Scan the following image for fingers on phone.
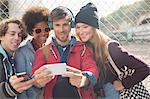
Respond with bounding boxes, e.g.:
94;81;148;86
66;66;81;73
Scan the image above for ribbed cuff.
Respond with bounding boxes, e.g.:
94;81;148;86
82;71;97;85
8;81;20;94
2;82;19;97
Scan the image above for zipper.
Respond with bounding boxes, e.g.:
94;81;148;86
77;88;82;99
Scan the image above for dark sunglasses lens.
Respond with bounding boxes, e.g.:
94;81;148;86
35;29;41;34
45;28;50;32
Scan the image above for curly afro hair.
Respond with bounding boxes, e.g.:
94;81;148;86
22;6;49;35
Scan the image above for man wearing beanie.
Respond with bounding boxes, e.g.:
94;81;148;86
75;2;100;29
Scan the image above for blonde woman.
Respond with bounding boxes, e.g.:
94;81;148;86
75;2;150;99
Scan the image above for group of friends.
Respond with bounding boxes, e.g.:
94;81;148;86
0;2;149;99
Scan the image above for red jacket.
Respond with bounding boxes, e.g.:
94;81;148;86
32;41;99;99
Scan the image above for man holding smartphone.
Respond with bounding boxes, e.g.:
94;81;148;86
0;18;34;99
32;6;99;99
16;72;32;81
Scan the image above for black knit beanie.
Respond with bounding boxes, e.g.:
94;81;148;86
75;2;99;29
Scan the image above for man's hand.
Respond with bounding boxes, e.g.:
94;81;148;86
9;75;34;93
63;66;89;88
113;80;124;91
33;66;54;88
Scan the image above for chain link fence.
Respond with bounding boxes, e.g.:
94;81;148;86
0;0;150;42
0;0;150;93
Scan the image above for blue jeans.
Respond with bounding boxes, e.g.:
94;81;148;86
101;83;119;99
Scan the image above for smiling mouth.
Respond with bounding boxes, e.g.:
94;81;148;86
80;36;86;38
40;36;47;40
60;32;66;35
13;43;19;46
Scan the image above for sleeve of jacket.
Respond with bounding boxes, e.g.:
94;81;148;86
81;46;99;83
32;48;46;74
108;42;150;88
15;49;42;99
0;55;18;98
15;50;29;99
0;82;18;98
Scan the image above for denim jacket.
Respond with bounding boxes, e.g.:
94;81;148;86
15;39;41;99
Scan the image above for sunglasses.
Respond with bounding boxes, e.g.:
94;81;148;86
33;27;50;34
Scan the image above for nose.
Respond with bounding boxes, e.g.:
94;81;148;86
14;34;20;40
14;33;22;41
60;25;65;32
40;29;47;35
41;30;45;35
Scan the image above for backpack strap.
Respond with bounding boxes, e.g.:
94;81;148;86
40;44;51;99
42;44;51;63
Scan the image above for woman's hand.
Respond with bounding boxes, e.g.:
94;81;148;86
113;80;124;91
33;66;55;88
9;75;34;93
63;66;89;88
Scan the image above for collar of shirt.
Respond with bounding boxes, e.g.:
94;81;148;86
4;49;15;64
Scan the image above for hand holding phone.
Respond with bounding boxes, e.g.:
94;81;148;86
10;73;34;93
16;72;31;81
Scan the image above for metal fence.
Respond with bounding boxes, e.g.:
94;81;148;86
0;0;150;42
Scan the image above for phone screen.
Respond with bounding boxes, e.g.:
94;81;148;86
16;72;31;81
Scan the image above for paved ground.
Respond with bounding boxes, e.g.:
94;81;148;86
122;41;150;93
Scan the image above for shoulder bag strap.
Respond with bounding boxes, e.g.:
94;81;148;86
105;41;123;80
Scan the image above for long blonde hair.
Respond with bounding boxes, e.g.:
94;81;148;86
90;29;109;62
87;29;110;80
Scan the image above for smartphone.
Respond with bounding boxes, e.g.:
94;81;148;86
16;72;31;81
